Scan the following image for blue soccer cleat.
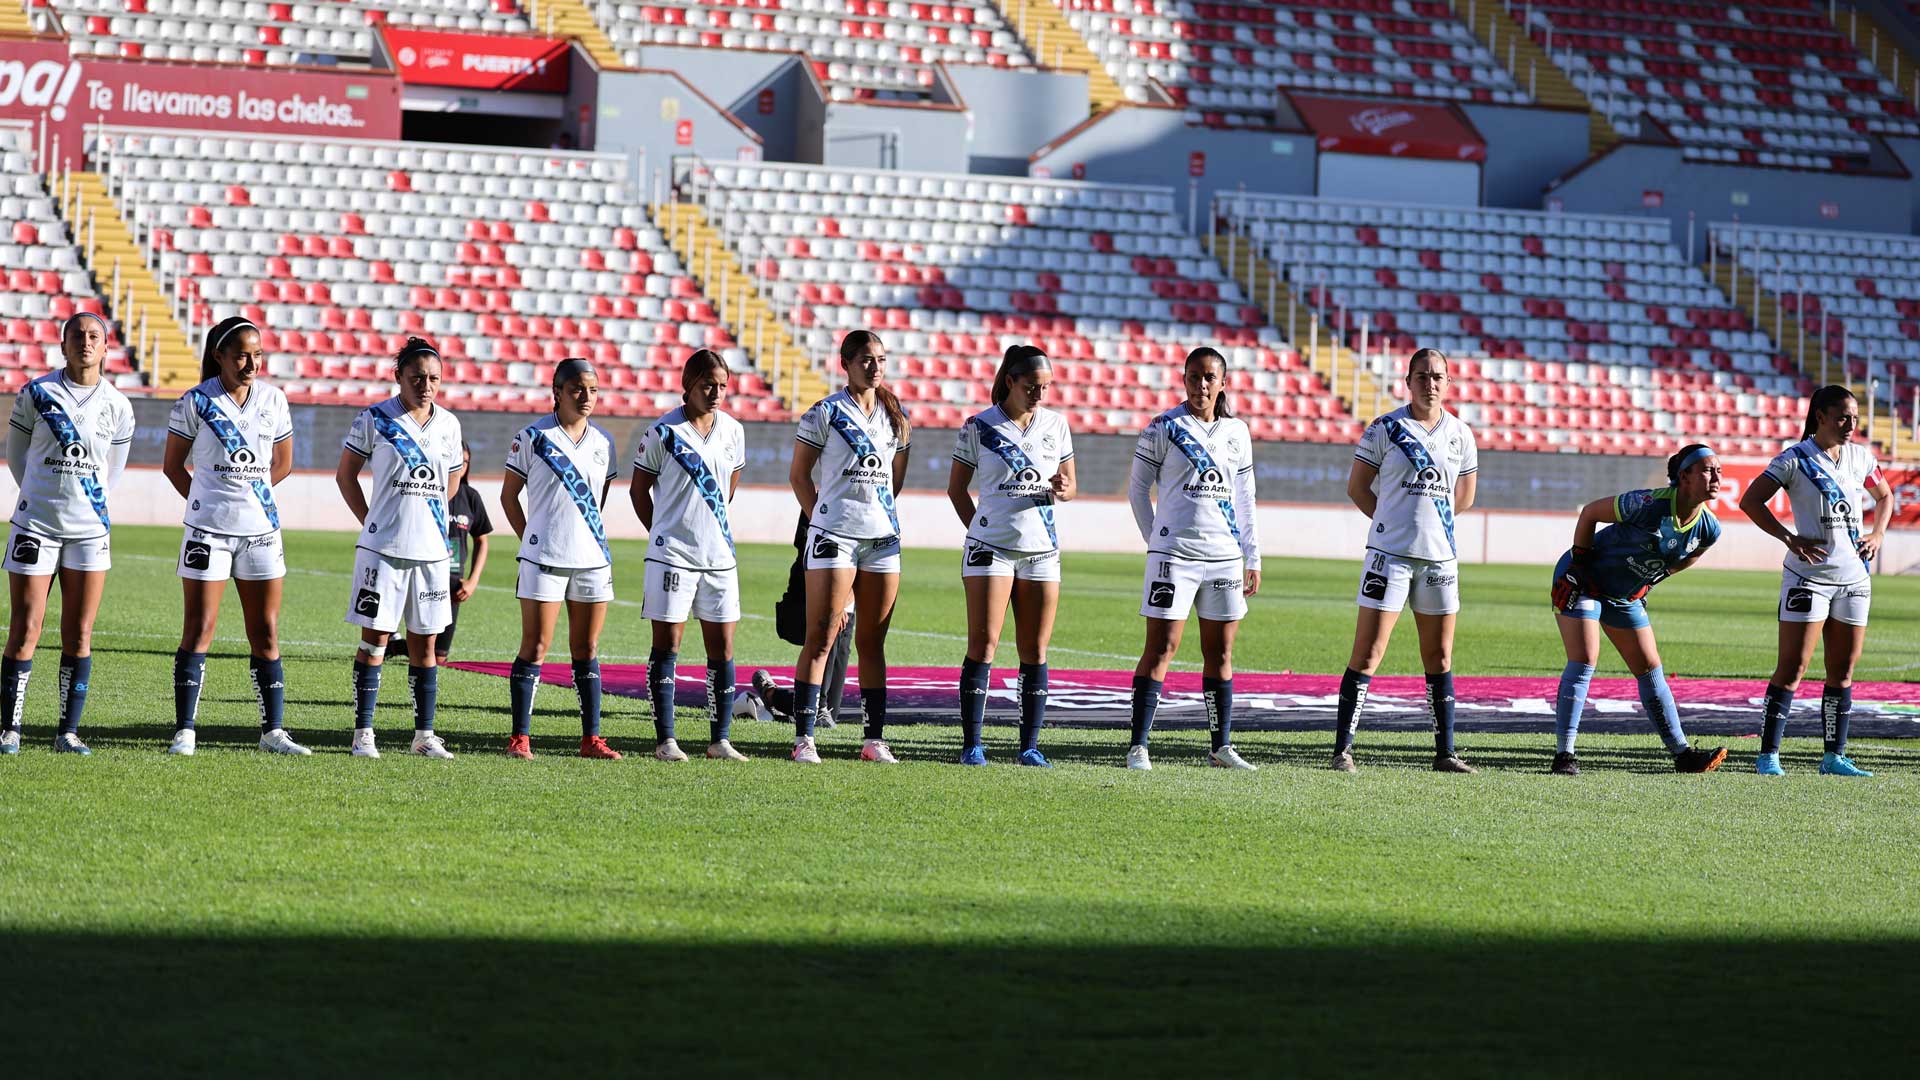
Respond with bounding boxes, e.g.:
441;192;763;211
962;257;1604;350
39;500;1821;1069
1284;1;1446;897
1017;747;1051;768
1819;752;1873;778
1754;752;1784;776
0;729;19;754
53;732;91;756
958;745;987;766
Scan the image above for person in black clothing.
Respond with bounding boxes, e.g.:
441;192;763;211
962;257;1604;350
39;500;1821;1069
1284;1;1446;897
397;442;492;663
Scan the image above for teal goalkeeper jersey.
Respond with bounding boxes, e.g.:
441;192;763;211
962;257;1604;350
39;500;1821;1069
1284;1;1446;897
1587;487;1721;599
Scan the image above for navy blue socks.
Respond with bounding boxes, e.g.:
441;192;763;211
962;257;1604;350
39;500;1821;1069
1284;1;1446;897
1760;683;1793;755
1129;675;1162;748
1426;671;1456;757
508;657;540;737
648;648;677;741
1555;662;1595;754
1822;684;1852;755
353;659;383;730
249;656;285;732
1;656;28;732
1203;675;1233;751
707;658;735;744
408;665;437;733
1018;662;1048;752
1635;665;1687;753
861;687;888;741
57;654;90;735
173;650;206;731
793;680;820;738
573;658;602;738
959;657;991;749
1334;667;1370;754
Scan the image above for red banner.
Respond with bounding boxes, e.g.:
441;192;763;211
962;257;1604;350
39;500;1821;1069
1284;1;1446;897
1714;457;1919;527
1290;93;1486;162
382;28;568;93
0;39;400;166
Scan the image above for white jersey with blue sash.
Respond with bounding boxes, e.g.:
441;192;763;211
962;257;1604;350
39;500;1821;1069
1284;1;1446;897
168;377;292;537
1353;406;1477;563
795;389;909;540
1763;437;1881;586
8;372;134;540
1131;406;1261;569
505;414;617;570
952;404;1073;554
343;397;464;561
633;406;744;572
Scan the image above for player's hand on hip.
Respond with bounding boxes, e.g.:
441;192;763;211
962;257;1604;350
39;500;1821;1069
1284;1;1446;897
1550;571;1584;612
1785;534;1829;563
1856;536;1880;562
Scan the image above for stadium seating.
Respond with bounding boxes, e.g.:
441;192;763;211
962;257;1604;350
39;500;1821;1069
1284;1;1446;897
1217;192;1806;455
99;129;783;416
49;0;530;66
1056;0;1528;127
689;161;1356;440
0;124;132;392
1523;0;1920;170
597;0;1034;101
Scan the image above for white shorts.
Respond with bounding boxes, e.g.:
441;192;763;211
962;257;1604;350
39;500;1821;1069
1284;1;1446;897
346;547;453;636
1780;575;1870;626
961;539;1061;582
804;526;901;573
4;527;109;575
516;559;615;604
641;560;740;623
1356;550;1459;616
178;528;285;582
1139;555;1247;622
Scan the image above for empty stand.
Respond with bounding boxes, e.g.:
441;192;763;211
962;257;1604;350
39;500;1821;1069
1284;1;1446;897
1056;0;1528;127
50;0;530;66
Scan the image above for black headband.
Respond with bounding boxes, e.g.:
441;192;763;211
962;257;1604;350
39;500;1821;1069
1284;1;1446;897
398;343;439;366
211;319;259;353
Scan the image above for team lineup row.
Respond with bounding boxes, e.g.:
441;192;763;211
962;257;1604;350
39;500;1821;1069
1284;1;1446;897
0;317;1895;776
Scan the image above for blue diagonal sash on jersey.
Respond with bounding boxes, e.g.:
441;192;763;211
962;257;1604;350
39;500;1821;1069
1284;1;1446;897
1790;444;1861;548
823;404;900;533
1161;417;1239;539
27;382;109;528
370;409;450;554
1383;419;1456;557
530;428;611;562
969;416;1056;547
658;423;733;553
188;389;279;530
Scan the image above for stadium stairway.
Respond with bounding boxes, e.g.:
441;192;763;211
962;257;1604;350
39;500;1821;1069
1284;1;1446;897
1835;2;1920;104
653;201;830;406
526;0;623;68
1450;0;1617;155
63;171;195;389
0;0;32;34
1025;0;1129;114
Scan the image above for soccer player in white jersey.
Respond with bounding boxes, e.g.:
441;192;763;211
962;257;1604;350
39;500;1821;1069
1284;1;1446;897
334;338;463;760
1740;385;1892;778
1331;348;1478;774
945;345;1076;768
502;358;621;761
1;314;134;755
630;349;749;762
161;316;305;756
786;330;912;764
1123;347;1262;771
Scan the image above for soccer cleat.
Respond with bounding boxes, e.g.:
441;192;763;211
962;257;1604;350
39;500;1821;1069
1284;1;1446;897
860;739;898;764
53;732;91;755
1209;745;1258;771
1125;745;1152;771
580;735;622;760
1017;747;1052;768
705;739;748;761
1755;752;1784;776
167;728;197;756
815;708;837;730
1433;754;1477;774
259;728;312;756
750;670;789;722
0;729;19;754
351;728;380;758
505;733;534;760
654;738;689;763
1819;752;1873;778
1330;749;1356;773
792;735;821;764
1550;752;1580;776
958;745;987;766
411;731;454;760
1673;746;1728;774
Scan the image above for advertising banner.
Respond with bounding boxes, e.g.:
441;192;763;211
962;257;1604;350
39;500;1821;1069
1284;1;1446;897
0;38;400;165
381;28;568;93
1290;93;1486;162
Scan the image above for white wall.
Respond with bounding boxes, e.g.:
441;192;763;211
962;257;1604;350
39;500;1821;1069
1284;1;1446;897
1317;153;1480;206
32;467;1920;574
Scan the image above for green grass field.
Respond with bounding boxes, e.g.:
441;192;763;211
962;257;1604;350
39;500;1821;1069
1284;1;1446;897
4;525;1918;1076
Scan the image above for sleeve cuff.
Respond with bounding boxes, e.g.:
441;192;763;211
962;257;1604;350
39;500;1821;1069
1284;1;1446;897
343;443;371;458
502;462;528;478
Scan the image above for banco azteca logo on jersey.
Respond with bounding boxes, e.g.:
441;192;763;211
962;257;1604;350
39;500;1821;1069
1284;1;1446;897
1184;464;1229;499
1627;555;1666;580
46;440;96;474
394;461;440;494
843;450;889;485
1825;498;1854;526
1001;465;1045;495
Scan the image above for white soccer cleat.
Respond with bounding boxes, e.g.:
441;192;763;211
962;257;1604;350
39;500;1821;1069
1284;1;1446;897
0;728;19;754
654;738;690;762
350;728;380;758
792;735;821;764
859;739;898;764
1209;744;1258;771
167;728;197;756
259;728;312;756
410;730;454;760
706;739;748;761
1125;745;1153;771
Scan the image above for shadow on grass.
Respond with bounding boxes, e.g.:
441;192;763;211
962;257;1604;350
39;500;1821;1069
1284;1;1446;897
6;931;1913;1076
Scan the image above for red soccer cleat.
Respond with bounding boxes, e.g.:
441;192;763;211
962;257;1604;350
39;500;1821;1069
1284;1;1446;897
580;735;622;760
506;734;534;760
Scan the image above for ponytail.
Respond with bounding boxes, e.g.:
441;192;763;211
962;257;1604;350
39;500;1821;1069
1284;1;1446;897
1802;384;1855;440
1185;346;1231;418
839;329;910;441
201;315;259;382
